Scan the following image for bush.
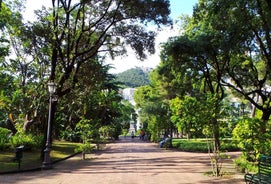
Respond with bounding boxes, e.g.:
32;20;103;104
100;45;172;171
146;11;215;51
234;154;258;173
74;142;94;153
7;121;44;150
9;133;43;150
60;127;80;142
172;139;209;152
172;139;240;152
75;142;95;160
0;127;11;150
220;139;240;152
100;125;117;140
233;117;271;161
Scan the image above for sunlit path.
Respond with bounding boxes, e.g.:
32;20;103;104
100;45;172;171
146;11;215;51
0;137;244;184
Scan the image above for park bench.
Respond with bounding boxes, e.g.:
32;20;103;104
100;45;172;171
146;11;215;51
159;137;171;148
244;155;271;184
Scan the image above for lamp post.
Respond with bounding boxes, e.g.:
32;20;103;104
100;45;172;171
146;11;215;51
42;81;56;169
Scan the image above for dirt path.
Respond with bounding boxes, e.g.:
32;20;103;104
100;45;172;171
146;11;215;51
0;137;244;184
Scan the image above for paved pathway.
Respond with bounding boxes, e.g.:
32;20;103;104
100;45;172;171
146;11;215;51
1;137;244;184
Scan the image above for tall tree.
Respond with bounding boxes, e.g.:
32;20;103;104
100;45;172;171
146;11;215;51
32;0;171;140
0;0;50;136
134;70;172;142
166;0;271;161
160;32;227;153
45;0;171;95
193;0;271;134
6;0;171;148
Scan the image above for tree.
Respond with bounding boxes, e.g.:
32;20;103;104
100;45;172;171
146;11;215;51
28;0;171;144
189;0;271;161
0;2;11;62
134;70;172;142
43;0;171;94
170;96;204;139
158;2;243;175
160;33;227;154
0;0;171;154
193;0;271;131
0;0;47;134
161;0;271;164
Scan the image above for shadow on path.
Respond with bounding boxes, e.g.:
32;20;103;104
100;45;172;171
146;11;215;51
0;137;245;184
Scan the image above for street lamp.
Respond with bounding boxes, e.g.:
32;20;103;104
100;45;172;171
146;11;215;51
42;81;56;169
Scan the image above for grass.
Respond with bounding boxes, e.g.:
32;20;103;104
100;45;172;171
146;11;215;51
0;140;79;173
51;141;79;161
172;138;240;152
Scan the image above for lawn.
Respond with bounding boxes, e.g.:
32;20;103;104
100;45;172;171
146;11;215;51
172;138;240;152
0;140;79;173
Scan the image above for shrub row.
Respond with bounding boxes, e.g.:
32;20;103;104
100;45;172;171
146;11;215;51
172;139;240;152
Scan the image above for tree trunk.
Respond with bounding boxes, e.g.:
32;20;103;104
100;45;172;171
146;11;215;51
260;110;270;134
212;119;221;176
213;119;220;151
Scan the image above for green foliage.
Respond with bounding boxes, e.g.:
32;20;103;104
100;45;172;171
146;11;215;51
9;133;43;150
60;127;80;142
100;124;122;140
100;126;114;139
233;116;271;161
172;139;239;152
0;2;13;61
116;67;151;88
0;127;11;150
169;93;232;140
117;100;135;133
75;118;98;142
219;140;239;152
74;142;94;153
172;139;209;152
8;123;43;150
0;0;172;160
170;96;204;138
112;123;122;140
134;74;172;142
234;154;258;173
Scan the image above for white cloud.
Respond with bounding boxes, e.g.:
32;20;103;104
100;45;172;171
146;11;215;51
24;1;51;21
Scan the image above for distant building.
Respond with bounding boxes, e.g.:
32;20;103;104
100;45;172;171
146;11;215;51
122;88;136;105
129;119;136;134
122;88;140;132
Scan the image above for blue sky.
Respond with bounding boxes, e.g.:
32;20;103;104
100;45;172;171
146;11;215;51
25;0;198;20
170;0;198;19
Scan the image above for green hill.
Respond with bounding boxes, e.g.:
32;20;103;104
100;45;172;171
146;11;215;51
116;67;151;88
